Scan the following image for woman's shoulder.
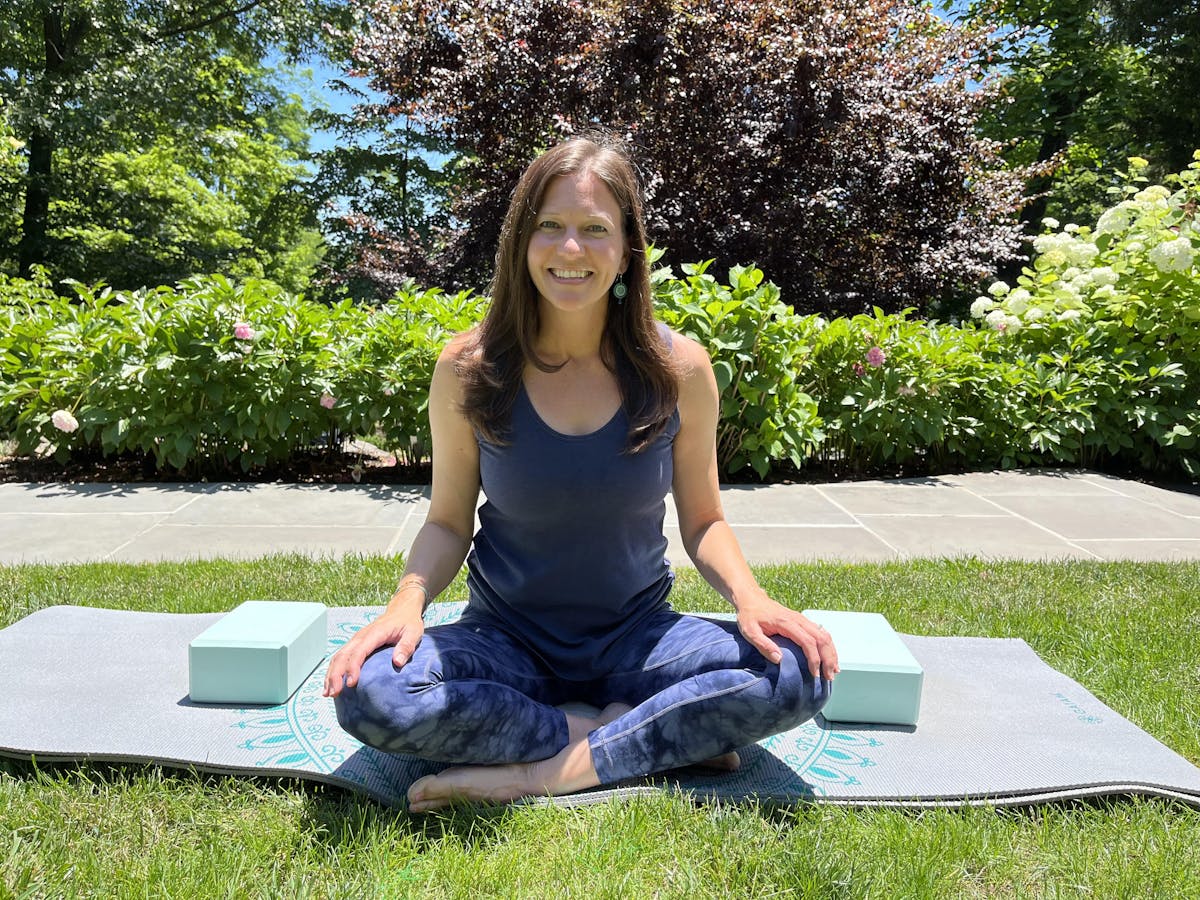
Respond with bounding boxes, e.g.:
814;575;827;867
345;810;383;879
440;327;480;361
657;325;716;419
657;325;711;377
431;329;484;404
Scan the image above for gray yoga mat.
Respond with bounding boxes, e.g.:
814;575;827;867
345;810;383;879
2;603;1199;810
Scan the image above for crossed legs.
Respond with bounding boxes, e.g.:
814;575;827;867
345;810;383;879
333;610;830;811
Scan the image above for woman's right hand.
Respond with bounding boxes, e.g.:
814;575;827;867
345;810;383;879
322;606;425;698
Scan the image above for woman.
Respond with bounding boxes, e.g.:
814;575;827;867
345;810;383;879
324;133;838;812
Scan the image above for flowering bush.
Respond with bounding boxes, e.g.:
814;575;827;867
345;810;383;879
969;152;1200;476
0;272;481;473
4;153;1199;482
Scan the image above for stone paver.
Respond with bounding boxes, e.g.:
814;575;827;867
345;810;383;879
815;480;1003;516
984;495;1200;542
2;470;1199;565
857;514;1096;561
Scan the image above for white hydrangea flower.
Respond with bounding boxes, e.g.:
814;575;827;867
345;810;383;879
1042;217;1060;230
1008;287;1032;304
1024;306;1047;321
1092;284;1117;300
1064;223;1080;233
1096;206;1133;235
1090;266;1119;286
1007;295;1029;315
970;297;995;318
1148;237;1196;273
1058;309;1082;322
1061;267;1082;281
1068;241;1099;266
1033;233;1072;268
1134;185;1171;203
988;281;1010;297
1033;233;1064;254
1004;315;1022;333
1127;241;1145;253
985;308;1006;327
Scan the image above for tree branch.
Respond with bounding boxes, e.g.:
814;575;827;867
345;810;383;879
154;0;268;43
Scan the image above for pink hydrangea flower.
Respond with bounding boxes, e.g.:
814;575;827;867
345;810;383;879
51;409;79;433
233;322;255;340
320;393;336;409
866;346;886;368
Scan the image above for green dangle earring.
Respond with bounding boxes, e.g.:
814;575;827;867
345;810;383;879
612;273;627;303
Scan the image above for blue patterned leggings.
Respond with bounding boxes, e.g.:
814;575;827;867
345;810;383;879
334;609;831;785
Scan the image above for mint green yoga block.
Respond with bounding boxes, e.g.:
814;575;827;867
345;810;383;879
803;609;924;726
189;601;327;705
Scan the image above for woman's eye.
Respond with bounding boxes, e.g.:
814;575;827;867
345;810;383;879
538;220;560;230
586;224;608;234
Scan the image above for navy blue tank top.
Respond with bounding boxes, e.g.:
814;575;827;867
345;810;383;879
464;379;680;680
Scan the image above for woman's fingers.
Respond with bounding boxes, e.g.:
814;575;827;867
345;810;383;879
808;622;840;681
322;618;407;697
738;618;784;665
390;622;424;668
740;605;840;682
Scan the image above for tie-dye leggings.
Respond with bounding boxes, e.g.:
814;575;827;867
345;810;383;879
333;608;831;785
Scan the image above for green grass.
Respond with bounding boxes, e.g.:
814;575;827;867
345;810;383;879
2;557;1199;898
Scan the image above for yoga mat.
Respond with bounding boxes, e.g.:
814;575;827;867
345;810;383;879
2;603;1199;810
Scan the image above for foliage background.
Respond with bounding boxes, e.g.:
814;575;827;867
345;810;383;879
346;0;1029;313
3;152;1195;482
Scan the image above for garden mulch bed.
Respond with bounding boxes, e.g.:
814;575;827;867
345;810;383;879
2;443;1183;490
0;440;432;486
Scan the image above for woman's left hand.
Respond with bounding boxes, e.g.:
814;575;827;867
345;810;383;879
735;592;840;682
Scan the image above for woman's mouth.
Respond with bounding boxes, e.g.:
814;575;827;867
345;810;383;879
550;268;592;280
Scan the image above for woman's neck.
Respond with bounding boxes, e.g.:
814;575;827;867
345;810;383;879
534;304;607;364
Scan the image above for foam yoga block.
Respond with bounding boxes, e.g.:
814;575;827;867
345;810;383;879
803;609;924;726
189;601;327;705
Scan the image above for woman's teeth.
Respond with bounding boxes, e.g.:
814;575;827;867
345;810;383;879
552;269;591;279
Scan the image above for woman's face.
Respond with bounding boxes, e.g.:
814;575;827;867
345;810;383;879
526;171;630;317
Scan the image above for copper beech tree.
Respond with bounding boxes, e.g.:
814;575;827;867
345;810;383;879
345;0;1031;313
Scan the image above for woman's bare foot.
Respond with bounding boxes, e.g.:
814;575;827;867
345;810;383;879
686;750;741;772
408;739;599;813
407;702;742;812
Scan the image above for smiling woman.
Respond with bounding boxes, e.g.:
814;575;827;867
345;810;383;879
321;131;840;813
526;171;629;320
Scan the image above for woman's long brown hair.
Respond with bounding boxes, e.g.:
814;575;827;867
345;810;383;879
456;133;679;452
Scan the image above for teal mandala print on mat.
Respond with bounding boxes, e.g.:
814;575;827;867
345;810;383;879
759;722;881;795
231;609;384;776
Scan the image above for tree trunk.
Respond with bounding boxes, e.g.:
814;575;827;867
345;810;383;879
16;126;53;276
1020;126;1069;236
17;8;90;276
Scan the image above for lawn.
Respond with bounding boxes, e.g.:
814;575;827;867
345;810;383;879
2;556;1199;898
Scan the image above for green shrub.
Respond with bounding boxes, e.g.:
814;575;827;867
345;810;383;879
0;273;482;474
970;152;1200;477
3;149;1197;482
330;284;485;465
654;256;823;478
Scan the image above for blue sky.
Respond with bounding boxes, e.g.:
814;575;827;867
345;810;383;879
270;53;387;155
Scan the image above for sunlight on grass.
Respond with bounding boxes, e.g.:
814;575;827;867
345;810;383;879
2;556;1199;897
